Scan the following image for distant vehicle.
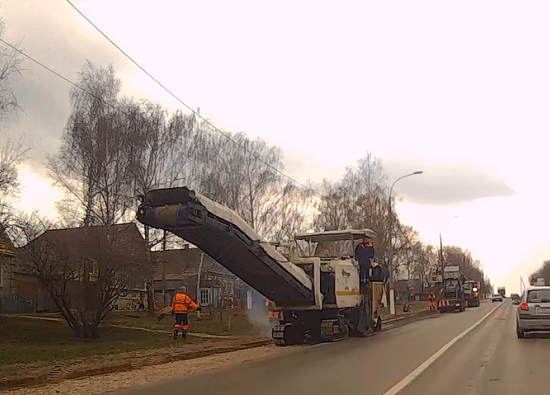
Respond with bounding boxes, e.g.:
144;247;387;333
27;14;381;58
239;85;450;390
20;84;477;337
437;266;466;313
516;286;550;338
497;286;506;298
511;293;520;305
463;280;481;308
492;294;504;303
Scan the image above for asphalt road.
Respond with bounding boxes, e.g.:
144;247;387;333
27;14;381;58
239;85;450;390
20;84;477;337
400;299;550;395
114;301;528;395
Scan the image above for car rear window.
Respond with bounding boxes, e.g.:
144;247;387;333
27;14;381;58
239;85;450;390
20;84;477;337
527;289;550;303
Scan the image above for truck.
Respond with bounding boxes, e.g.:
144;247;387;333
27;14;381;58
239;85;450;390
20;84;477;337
137;187;383;346
437;265;467;313
462;280;481;308
497;286;506;298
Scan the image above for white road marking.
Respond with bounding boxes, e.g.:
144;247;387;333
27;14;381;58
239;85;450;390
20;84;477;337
381;302;504;395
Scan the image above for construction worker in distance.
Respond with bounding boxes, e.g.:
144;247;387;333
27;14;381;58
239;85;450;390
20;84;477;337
427;290;436;311
171;285;201;340
265;299;279;324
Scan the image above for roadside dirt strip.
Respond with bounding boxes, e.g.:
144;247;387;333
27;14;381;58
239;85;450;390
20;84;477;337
2;309;439;395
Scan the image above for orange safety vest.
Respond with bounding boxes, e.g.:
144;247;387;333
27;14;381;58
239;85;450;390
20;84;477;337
172;292;198;313
265;299;278;318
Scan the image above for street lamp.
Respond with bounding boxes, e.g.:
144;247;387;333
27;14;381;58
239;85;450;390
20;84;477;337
387;170;423;315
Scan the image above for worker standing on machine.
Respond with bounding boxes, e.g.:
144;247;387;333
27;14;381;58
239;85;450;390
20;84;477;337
354;238;375;285
171;285;200;340
355;238;376;334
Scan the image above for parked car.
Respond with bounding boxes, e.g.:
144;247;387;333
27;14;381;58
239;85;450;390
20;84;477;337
516;286;550;338
492;293;503;303
511;293;520;305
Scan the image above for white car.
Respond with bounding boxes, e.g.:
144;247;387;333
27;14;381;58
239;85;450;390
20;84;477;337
492;294;503;303
516;286;550;338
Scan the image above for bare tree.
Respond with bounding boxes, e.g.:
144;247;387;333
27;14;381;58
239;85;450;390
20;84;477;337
0;18;24;119
127;101;204;314
18;224;149;338
270;183;318;241
0;137;29;231
199;132;292;239
47;61;134;226
6;209;56;247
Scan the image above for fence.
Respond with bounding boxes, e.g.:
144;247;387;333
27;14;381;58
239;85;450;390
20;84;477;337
0;293;36;313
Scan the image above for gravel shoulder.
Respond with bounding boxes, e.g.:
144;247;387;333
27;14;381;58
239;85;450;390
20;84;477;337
4;345;301;395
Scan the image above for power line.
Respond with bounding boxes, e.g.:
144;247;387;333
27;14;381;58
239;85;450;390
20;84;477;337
64;0;319;197
0;35;411;240
0;34;319;199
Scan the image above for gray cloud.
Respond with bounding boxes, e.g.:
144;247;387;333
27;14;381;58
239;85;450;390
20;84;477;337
281;149;345;186
0;1;517;209
381;155;515;206
1;0;134;178
282;150;515;206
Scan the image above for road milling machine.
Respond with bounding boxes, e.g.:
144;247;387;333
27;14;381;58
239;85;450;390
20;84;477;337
136;187;384;346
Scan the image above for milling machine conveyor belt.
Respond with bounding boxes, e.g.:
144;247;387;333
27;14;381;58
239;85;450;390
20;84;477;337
137;187;314;305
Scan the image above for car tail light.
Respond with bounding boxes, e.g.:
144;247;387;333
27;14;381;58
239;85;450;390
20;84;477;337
520;302;529;311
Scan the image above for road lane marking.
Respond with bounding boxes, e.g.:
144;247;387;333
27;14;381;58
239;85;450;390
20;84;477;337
468;304;508;395
381;302;505;395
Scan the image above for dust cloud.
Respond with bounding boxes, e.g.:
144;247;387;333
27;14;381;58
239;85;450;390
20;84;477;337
246;291;275;339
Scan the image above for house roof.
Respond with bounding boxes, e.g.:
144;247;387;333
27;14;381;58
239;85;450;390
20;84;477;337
0;231;16;257
19;223;149;268
152;248;228;277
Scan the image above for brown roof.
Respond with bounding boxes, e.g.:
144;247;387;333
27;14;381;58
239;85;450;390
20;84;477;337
152;248;227;278
20;223;149;268
0;230;16;257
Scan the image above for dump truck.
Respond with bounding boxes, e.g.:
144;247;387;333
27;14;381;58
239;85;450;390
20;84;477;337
137;187;383;346
437;265;466;313
497;286;506;298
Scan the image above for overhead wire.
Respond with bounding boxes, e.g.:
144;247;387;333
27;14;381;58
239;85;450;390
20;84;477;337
64;0;320;198
62;0;411;236
0;11;410;243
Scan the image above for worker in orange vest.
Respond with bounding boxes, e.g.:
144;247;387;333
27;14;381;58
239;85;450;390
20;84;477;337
427;291;436;311
171;285;200;340
265;299;279;323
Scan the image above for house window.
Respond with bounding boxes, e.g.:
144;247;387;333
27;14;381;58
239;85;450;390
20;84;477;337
89;261;99;282
199;288;211;305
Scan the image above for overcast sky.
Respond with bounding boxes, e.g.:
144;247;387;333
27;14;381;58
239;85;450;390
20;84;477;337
2;0;550;293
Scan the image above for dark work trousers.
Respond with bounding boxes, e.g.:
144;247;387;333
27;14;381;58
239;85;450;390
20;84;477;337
174;313;189;331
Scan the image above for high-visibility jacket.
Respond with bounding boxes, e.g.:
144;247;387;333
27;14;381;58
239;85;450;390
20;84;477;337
172;292;198;313
265;299;279;318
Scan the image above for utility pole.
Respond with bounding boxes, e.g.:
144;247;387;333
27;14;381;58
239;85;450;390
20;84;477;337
196;252;205;319
388;171;423;316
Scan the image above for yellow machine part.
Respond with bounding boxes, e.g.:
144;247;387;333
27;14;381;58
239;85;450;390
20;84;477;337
372;282;384;319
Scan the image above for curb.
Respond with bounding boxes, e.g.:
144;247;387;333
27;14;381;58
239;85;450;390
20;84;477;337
383;308;433;323
0;314;231;339
382;310;439;329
